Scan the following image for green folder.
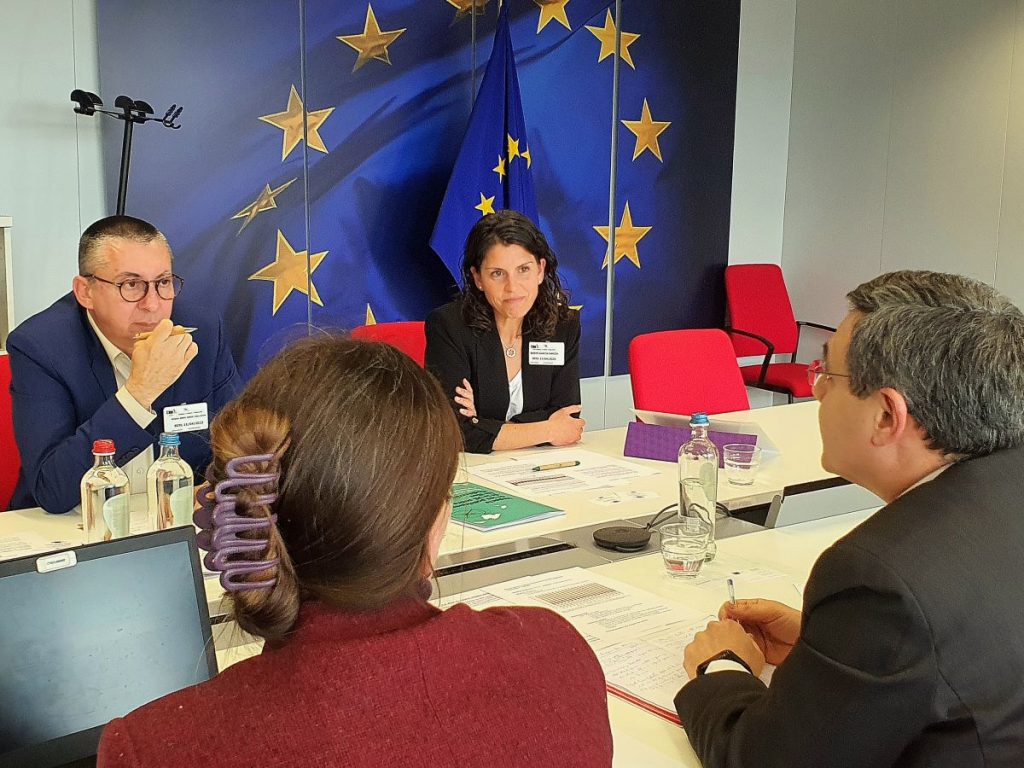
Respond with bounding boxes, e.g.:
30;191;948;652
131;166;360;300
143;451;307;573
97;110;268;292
451;482;564;531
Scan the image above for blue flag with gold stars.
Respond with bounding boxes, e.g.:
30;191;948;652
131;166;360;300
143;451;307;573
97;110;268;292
430;2;537;284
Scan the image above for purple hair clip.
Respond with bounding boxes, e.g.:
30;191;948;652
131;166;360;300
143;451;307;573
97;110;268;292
194;454;281;593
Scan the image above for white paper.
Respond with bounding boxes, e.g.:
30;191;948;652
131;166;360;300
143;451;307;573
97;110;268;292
0;533;76;562
470;449;659;497
591;490;660;506
446;568;714;721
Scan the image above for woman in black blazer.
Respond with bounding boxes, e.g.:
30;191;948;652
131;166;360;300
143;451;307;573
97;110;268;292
425;211;583;453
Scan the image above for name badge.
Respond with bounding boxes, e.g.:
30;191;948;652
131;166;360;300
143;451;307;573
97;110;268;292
528;341;565;366
163;403;209;433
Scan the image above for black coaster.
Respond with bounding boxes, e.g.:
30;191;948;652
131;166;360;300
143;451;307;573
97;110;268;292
593;526;652;553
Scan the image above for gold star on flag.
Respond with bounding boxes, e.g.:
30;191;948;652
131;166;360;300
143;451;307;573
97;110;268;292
521;148;533;169
493;155;507;181
622;99;671;161
248;230;328;315
365;303;377;325
338;4;406;72
258;86;334;161
475;193;496;216
594;202;651;269
231;178;297;234
585;9;640;69
507;135;521;162
447;0;489;21
535;0;571;33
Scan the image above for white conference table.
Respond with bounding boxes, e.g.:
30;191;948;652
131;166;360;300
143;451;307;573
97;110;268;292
439;400;831;556
0;401;831;612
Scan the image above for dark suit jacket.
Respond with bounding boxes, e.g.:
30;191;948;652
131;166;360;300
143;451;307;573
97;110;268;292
424;300;581;453
98;598;614;768
6;293;241;513
675;445;1024;768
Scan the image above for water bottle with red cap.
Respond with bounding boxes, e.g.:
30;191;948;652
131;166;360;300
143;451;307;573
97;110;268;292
80;439;131;544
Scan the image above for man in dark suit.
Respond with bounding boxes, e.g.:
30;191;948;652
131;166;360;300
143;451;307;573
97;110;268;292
675;270;1024;767
6;215;241;513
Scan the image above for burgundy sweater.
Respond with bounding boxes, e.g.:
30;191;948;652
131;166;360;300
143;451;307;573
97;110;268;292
98;598;613;767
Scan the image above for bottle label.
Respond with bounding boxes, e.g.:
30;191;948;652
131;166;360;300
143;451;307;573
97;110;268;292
102;493;130;539
169;485;194;527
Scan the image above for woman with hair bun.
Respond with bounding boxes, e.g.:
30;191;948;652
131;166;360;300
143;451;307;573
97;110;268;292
97;336;612;768
426;210;584;454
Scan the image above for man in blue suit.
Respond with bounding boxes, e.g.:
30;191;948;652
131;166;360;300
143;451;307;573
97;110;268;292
6;215;241;513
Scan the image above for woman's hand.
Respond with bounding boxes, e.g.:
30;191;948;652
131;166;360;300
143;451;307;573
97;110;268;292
454;378;477;419
547;405;585;446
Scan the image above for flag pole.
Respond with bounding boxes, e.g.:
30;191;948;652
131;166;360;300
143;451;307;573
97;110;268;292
603;0;623;377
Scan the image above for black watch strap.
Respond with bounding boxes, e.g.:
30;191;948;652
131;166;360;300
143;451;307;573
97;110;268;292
696;649;752;676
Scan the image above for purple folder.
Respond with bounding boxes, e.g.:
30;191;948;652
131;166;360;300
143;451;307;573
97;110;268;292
623;421;758;467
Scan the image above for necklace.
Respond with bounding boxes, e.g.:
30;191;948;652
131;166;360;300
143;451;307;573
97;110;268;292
500;332;521;359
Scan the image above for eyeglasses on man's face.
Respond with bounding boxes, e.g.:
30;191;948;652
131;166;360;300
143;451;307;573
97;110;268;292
84;274;184;302
807;359;852;387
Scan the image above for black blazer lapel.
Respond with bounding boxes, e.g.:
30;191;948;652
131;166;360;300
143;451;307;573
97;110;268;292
475;327;511;420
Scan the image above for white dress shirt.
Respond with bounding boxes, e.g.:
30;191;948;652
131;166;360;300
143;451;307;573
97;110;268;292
506;370;524;421
86;312;155;494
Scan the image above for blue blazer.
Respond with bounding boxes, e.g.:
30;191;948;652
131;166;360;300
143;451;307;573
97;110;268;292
6;293;242;513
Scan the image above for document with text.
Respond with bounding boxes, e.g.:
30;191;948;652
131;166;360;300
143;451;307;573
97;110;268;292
469;449;660;497
444;568;713;723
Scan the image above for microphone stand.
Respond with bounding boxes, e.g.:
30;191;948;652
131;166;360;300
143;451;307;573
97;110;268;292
70;90;183;215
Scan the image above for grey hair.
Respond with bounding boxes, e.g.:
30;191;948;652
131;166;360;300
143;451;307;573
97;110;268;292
78;215;172;275
845;270;1024;457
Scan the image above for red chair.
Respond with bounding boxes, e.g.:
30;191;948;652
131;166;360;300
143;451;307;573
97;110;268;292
629;329;750;417
724;264;835;401
351;321;427;367
1;352;22;510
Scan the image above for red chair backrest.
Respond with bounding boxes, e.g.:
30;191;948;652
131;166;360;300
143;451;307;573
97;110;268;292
725;264;799;356
351;322;427;367
0;352;21;510
629;329;750;416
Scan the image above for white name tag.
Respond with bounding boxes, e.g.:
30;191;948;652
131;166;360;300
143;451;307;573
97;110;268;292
163;403;209;433
528;341;565;366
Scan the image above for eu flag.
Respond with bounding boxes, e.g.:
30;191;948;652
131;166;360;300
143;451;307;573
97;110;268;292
430;2;537;285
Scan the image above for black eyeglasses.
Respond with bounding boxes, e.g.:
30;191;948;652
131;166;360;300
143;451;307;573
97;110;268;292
807;359;851;387
84;274;184;302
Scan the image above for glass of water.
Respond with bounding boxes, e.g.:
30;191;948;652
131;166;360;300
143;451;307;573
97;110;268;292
659;519;710;578
723;444;762;486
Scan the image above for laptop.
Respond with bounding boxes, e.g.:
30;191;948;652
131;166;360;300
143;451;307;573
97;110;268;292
0;526;218;768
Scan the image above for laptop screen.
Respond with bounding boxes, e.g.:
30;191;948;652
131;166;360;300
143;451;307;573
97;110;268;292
0;527;217;768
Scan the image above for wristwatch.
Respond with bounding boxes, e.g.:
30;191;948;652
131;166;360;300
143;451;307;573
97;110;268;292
696;649;753;676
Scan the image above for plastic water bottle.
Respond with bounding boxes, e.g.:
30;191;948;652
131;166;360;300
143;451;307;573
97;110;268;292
81;439;131;544
147;432;195;531
678;412;718;561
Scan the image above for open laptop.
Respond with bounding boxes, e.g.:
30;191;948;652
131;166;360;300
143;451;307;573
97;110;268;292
0;526;218;768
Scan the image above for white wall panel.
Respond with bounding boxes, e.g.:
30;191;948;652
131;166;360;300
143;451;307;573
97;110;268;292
995;1;1024;307
781;0;898;328
879;0;1015;281
728;0;797;267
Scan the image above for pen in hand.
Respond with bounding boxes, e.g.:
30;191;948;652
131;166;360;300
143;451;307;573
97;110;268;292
133;326;197;341
727;577;736;606
532;460;581;472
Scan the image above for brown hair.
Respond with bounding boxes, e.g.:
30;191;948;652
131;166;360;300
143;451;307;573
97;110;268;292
207;336;462;642
460;210;571;339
